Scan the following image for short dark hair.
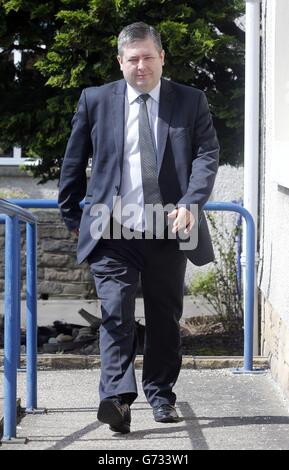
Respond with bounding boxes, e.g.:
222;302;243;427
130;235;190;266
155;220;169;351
118;22;163;55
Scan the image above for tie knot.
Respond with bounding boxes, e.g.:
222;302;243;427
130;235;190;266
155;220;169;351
139;94;150;103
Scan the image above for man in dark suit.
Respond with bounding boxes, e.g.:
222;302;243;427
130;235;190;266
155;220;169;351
58;22;219;434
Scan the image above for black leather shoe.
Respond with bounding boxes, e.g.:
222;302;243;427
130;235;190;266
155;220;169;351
97;398;131;434
153;404;179;423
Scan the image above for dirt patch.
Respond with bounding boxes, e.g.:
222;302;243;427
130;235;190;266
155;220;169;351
0;312;244;356
34;315;243;356
181;315;244;355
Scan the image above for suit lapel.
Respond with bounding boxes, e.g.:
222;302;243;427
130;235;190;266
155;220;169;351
110;80;126;170
157;78;175;174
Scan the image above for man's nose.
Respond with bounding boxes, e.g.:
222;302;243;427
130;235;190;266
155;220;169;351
137;59;145;69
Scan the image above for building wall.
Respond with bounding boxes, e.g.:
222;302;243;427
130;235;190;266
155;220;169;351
259;0;289;397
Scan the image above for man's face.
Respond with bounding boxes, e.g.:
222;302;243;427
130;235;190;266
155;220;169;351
117;37;165;93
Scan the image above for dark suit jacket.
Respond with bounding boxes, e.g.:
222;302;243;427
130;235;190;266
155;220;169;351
58;78;219;266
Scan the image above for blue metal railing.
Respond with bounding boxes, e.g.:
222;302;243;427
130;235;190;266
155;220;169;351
205;202;255;371
0;199;38;440
8;198;255;371
1;198;256;439
231;198;243;300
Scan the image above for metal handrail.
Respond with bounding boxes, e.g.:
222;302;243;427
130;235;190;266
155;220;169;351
0;198;36;223
0;199;38;440
8;198;255;371
205;202;255;371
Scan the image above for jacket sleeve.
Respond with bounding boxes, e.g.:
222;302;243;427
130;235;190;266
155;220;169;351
58;89;92;230
177;91;219;213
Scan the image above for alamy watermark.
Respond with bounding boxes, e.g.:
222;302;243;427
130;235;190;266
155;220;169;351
89;196;198;250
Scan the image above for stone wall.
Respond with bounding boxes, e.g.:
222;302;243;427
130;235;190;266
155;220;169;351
0;210;95;299
261;295;289;398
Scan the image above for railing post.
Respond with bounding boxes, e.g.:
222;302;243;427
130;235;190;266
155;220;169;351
205;202;258;372
16;219;21;369
26;222;38;411
1;198;42;442
3;215;18;439
243;209;255;371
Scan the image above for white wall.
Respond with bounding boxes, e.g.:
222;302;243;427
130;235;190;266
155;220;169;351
259;0;289;325
0;167;59;199
272;0;289;189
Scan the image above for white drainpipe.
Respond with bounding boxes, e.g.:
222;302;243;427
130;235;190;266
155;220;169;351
242;0;261;355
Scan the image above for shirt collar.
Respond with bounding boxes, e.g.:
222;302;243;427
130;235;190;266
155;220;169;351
126;81;161;105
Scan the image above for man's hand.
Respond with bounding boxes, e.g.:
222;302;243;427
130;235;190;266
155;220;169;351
168;207;195;235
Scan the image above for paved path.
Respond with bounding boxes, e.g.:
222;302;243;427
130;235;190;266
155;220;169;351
1;368;289;450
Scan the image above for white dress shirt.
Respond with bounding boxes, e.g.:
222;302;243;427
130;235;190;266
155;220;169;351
113;81;161;231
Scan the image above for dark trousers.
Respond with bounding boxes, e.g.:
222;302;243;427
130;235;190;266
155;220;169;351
88;233;187;408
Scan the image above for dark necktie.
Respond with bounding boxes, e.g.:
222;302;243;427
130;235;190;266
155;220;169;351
138;94;164;236
138;94;163;207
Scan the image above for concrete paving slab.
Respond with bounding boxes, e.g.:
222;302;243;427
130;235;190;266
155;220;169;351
1;369;289;450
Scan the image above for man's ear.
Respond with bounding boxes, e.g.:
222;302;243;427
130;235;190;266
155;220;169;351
161;50;165;66
117;55;123;71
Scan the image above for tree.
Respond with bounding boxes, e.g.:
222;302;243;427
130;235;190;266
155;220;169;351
0;0;245;182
